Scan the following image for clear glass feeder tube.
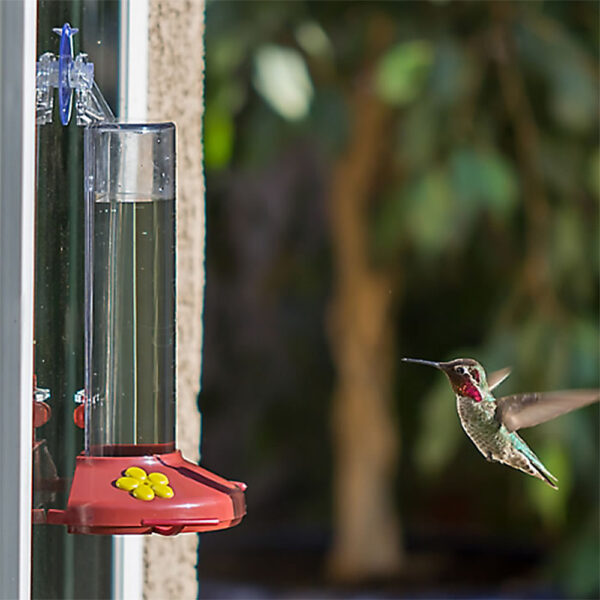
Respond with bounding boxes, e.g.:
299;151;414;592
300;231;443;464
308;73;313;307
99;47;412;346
84;123;176;456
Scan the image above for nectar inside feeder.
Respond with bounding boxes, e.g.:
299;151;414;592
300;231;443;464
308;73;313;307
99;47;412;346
47;122;246;535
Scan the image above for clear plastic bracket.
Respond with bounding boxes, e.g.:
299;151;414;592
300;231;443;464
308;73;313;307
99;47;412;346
36;23;115;126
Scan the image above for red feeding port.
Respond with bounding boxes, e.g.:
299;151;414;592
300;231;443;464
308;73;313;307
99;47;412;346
46;451;246;535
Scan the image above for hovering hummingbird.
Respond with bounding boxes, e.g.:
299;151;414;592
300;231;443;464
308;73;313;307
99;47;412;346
402;357;599;489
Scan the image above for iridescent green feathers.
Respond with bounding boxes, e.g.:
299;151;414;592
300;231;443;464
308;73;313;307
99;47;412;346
403;357;599;488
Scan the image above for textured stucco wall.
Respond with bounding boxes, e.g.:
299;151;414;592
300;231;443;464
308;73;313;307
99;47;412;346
144;1;205;598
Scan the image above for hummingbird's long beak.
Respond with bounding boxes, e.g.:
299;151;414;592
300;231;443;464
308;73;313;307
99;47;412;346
401;358;442;369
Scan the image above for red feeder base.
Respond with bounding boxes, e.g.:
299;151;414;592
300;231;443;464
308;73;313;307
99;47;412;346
46;451;246;535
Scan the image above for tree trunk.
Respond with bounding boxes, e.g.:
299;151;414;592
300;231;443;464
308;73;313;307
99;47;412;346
327;68;403;581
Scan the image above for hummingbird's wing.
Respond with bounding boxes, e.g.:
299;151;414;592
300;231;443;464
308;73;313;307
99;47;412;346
496;390;600;432
488;367;511;391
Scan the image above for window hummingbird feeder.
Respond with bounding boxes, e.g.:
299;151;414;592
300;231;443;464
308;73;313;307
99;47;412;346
37;23;246;536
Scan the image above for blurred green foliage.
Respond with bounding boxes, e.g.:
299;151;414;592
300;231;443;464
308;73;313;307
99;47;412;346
374;40;434;106
202;1;598;595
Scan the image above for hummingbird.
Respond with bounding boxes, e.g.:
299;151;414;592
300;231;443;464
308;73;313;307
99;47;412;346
402;357;599;489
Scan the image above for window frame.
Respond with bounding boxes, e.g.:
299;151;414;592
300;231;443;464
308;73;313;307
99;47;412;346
0;0;37;598
0;1;150;597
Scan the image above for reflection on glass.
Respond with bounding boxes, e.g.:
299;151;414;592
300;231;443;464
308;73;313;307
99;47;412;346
33;3;118;597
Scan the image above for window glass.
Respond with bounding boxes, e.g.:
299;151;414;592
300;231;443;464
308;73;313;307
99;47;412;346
32;2;119;597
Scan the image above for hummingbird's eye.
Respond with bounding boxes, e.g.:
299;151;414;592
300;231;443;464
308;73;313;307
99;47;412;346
455;366;466;375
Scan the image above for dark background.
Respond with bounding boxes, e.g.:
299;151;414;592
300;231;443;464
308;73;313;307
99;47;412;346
198;1;599;599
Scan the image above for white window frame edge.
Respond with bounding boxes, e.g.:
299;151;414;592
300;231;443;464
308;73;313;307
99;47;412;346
0;0;36;599
112;2;149;599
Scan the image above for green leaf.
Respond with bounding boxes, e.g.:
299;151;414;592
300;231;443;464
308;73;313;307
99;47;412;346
374;40;434;106
207;33;246;77
450;148;481;207
374;167;459;259
450;147;518;217
550;60;597;133
428;39;474;107
253;44;314;121
403;167;454;255
477;152;519;214
204;103;234;170
295;21;333;58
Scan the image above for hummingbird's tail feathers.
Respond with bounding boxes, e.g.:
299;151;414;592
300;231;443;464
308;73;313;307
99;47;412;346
531;463;559;490
499;452;559;489
505;433;559;489
513;433;558;490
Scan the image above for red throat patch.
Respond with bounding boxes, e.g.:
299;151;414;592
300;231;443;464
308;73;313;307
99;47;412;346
459;380;482;403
